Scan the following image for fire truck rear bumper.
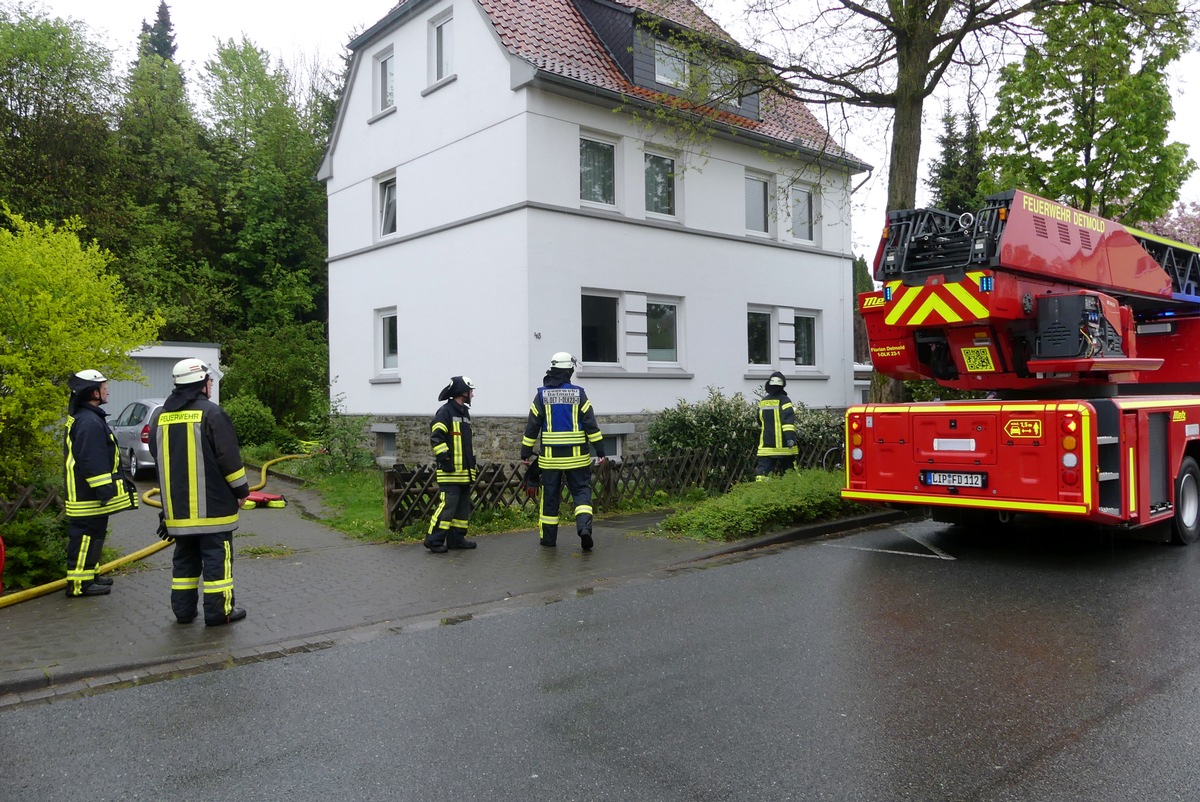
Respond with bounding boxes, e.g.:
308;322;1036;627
841;489;1089;516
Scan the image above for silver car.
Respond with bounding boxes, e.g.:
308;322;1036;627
111;398;164;479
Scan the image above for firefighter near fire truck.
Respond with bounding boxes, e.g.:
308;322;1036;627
844;189;1200;543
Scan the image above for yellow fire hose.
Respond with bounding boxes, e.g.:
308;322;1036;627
0;454;310;609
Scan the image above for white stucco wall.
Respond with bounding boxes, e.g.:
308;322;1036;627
325;0;865;426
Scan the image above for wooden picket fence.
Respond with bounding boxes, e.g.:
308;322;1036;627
384;437;843;531
0;485;64;525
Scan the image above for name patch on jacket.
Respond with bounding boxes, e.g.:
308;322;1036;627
158;410;203;424
543;389;581;405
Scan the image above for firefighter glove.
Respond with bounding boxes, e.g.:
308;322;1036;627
156;511;172;542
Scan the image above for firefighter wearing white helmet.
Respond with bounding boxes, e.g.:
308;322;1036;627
63;369;138;597
425;376;478;553
755;371;798;479
520;351;605;550
148;358;250;625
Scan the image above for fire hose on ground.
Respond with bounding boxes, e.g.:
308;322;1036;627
0;454;310;609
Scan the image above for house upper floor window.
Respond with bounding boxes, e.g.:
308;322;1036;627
791;185;815;242
794;314;816;367
378;308;399;372
747;309;772;365
746;174;769;233
645;152;676;217
647;300;679;363
581;293;620;364
431;12;454;83
580;137;616;206
376;50;394;112
654;40;687;87
379;176;397;237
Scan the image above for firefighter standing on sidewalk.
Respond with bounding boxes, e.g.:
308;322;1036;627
756;371;798;479
425;376;478;553
520;352;605;550
148;358;250;626
63;369;138;597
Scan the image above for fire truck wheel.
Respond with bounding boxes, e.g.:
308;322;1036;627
1171;457;1200;545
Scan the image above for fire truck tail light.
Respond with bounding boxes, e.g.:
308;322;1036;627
1062;436;1077;451
851;448;863;461
851;462;864;476
852;434;862;446
849;417;862;432
1062;453;1079;469
1062;470;1078;486
1061;416;1078;434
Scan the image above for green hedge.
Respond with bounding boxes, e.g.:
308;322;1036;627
660;469;866;541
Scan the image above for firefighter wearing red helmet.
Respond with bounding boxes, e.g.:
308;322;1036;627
63;369;138;597
148;358;251;625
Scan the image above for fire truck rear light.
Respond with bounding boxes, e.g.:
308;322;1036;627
851;448;863;461
1062;470;1078;486
998;208;1008;221
852;434;862;446
1062;453;1079;469
1062;435;1077;451
1061;417;1078;434
851;462;864;476
850;418;862;432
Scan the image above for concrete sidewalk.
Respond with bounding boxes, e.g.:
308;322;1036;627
0;478;906;708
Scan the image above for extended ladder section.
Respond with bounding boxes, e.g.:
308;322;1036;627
862;189;1200;392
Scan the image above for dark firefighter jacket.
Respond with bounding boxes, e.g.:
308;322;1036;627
64;404;138;518
149;388;250;536
521;372;604;470
757;390;798;458
431;398;477;484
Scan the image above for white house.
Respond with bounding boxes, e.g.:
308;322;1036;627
319;0;870;461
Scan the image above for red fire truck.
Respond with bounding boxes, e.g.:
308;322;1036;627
843;189;1200;542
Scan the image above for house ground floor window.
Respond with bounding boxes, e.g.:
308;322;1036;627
581;293;619;363
747;309;772;365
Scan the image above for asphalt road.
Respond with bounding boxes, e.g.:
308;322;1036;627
4;517;1200;801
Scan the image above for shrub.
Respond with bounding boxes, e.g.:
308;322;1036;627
305;395;375;474
647;386;758;456
223;394;277;447
660;469;867;541
2;510;68;591
793;405;844;447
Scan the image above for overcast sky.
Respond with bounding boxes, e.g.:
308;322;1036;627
30;0;1200;254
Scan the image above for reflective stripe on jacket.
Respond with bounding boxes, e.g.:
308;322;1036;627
431;399;477;484
149;397;249;536
757;393;798;458
64;405;137;518
521;380;603;470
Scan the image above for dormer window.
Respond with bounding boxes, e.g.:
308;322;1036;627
654;41;687;87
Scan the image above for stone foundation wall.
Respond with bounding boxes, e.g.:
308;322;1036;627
368;413;658;466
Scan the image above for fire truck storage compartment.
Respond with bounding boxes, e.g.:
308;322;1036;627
1149;412;1169;509
1036;293;1122;358
1094;399;1121;512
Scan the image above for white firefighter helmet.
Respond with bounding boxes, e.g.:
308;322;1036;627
550;352;578;370
172;357;221;385
68;369;108;395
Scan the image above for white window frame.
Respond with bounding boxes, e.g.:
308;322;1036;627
376;307;399;374
747;306;773;367
579;134;618;209
644;149;678;219
654;40;687;87
429;10;454;85
378;174;397;238
793;311;820;369
581;291;622;367
646;297;682;366
745;172;771;235
375;48;395;113
790;184;818;243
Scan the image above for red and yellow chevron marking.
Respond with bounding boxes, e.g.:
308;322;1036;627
883;271;991;326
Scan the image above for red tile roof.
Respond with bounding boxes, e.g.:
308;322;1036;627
477;0;860;165
379;0;861;165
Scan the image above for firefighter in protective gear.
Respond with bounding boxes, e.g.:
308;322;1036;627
426;376;478;553
148;358;250;625
63;369;138;597
756;371;798;479
520;352;605;550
